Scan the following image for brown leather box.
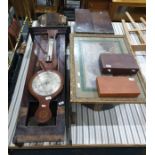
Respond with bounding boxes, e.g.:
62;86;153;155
96;76;140;97
99;53;139;75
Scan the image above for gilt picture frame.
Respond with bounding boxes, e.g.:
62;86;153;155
70;33;145;104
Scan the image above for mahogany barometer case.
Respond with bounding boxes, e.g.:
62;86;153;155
13;26;70;144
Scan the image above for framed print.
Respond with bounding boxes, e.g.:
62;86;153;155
70;33;145;104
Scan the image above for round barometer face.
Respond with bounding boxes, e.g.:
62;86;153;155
30;70;63;97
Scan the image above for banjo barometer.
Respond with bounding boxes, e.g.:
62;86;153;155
28;30;64;123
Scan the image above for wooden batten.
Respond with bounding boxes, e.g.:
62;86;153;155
122;12;146;53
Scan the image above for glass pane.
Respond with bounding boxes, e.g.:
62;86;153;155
70;34;145;104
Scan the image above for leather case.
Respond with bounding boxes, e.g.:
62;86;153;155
96;76;140;97
99;53;139;75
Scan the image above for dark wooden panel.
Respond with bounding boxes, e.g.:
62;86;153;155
75;9;114;34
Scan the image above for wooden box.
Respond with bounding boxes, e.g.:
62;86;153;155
96;76;140;97
99;53;139;75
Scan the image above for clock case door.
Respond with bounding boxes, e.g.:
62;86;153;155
13;26;70;144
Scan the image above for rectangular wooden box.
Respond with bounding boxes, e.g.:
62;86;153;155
99;53;139;75
96;76;140;97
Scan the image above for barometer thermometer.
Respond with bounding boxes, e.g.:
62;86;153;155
35;30;58;70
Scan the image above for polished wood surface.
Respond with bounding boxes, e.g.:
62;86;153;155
110;0;146;21
112;0;146;4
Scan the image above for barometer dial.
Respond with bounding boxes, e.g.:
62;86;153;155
28;70;64;123
31;71;62;97
29;70;63;98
